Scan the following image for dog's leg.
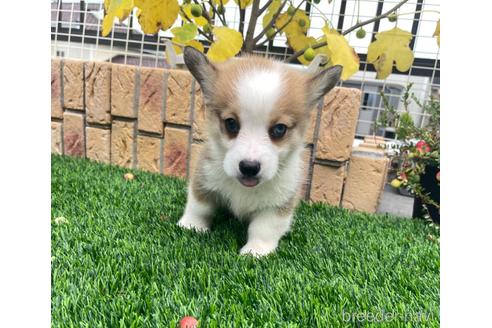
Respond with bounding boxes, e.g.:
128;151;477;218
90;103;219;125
177;187;214;232
240;209;293;257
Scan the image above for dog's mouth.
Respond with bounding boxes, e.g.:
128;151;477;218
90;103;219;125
238;176;260;187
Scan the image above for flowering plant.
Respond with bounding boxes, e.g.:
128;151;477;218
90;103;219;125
376;84;440;217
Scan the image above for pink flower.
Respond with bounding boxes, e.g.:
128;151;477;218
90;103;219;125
416;140;431;153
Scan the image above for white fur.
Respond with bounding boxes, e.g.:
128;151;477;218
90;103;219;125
177;188;213;232
236;69;282;121
179;67;304;257
223;69;283;182
208;145;303;218
240;209;293;257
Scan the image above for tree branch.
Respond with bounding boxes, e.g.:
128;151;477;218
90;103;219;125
239;8;246;36
179;8;213;42
342;0;409;35
285;41;327;63
218;0;227;27
285;0;410;63
252;0;289;44
208;0;227;27
243;0;262;53
258;0;274;17
192;0;212;24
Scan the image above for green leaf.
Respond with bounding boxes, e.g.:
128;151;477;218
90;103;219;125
287;34;318;66
171;23;198;43
180;3;208;26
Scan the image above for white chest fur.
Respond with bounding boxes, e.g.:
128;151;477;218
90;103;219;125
202;147;304;218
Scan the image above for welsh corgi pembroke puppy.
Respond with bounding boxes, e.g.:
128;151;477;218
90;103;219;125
178;46;342;257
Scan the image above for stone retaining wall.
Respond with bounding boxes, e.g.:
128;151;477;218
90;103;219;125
51;58;388;211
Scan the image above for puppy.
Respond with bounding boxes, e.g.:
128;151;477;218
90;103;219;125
178;47;341;257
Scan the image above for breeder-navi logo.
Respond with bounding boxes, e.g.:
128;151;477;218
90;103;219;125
342;308;434;323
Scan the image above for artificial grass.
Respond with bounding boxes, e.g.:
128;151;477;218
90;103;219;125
51;154;440;327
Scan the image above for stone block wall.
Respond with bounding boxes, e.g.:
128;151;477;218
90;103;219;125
51;58;388;212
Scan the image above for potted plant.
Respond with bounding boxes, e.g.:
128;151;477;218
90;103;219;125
376;84;440;223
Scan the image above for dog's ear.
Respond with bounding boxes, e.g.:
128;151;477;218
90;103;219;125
305;65;342;109
183;46;217;99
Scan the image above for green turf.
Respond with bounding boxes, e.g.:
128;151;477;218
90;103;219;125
51;154;440;327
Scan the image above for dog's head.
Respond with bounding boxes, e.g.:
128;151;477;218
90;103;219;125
184;47;341;188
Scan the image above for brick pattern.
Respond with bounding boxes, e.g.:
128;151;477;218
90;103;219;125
310;163;346;206
63;112;85;157
341;152;389;213
111;120;135;168
316;87;361;161
86;127;110;163
51;59;63;118
111;64;137;118
51;122;62;154
85;62;112;125
163;127;190;178
51;58;388;212
138;67;165;134
137;135;161;173
166;69;192;125
63;59;85;110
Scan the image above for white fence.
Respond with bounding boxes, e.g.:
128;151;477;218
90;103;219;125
51;0;440;139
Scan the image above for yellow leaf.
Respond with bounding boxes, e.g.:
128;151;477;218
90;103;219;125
367;27;414;79
263;0;281;29
172;38;204;55
321;25;360;80
207;27;243;62
180;4;208;27
287;34;318;66
134;0;179;34
433;20;440;47
172;37;184;54
186;40;205;53
212;0;230;5
275;10;310;37
102;0;134;36
234;0;253;9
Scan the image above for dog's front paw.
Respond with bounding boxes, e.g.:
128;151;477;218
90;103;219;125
240;240;277;257
177;215;210;232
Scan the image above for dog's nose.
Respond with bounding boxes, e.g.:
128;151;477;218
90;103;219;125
239;160;261;177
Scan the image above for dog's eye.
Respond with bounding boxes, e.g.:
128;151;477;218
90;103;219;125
224;118;240;136
269;124;287;140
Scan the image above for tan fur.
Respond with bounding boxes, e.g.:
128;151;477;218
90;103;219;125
190;145;218;204
206;55;313;145
270;69;311;146
275;194;300;217
206;56;280;118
